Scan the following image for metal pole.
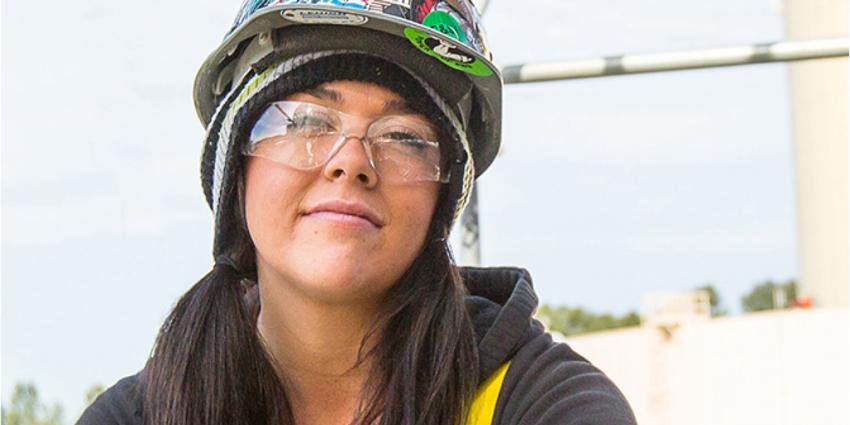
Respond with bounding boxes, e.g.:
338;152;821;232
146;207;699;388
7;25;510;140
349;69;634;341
459;185;481;266
502;38;849;84
461;0;487;266
460;36;846;265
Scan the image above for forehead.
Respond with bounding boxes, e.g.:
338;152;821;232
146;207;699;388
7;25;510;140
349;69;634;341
313;80;403;101
285;80;417;117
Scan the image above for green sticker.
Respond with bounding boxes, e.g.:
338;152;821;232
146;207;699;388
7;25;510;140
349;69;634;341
403;27;492;77
422;11;466;43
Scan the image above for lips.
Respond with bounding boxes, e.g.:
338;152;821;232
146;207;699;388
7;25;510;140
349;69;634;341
304;200;385;228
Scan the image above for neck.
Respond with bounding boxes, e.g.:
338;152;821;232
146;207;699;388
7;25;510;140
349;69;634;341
256;271;384;423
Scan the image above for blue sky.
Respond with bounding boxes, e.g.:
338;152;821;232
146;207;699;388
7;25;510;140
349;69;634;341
2;0;796;420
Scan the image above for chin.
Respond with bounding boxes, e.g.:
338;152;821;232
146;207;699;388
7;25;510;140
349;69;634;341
256;234;418;305
284;254;400;305
297;271;393;306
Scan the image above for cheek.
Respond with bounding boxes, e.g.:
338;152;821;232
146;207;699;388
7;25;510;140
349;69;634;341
243;159;306;251
386;184;441;256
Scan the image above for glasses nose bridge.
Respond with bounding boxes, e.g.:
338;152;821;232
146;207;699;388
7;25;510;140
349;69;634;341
328;130;377;171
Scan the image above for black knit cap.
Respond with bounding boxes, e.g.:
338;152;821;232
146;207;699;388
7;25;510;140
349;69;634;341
200;52;468;269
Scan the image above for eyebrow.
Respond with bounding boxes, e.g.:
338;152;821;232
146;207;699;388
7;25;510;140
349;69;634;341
303;87;341;103
382;99;417;115
303;87;417;115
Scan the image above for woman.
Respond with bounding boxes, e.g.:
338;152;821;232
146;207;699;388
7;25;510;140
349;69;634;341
78;1;636;424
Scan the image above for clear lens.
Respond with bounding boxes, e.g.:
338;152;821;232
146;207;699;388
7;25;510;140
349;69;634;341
244;101;447;183
247;102;340;169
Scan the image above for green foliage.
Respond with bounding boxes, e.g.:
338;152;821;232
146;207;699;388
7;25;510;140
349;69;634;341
695;283;728;316
535;304;641;337
84;384;105;407
741;279;798;312
1;382;64;425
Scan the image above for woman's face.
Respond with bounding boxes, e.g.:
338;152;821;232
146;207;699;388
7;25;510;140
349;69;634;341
244;80;441;305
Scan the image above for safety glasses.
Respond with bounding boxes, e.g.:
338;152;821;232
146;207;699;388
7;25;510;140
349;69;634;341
243;100;449;183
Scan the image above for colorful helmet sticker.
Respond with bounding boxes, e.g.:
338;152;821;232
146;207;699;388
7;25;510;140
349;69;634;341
228;0;490;60
432;1;482;51
230;0;268;34
421;10;465;43
368;1;413;19
412;0;438;22
403;27;492;76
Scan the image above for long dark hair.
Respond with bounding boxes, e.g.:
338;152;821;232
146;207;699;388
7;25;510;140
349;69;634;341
141;130;479;424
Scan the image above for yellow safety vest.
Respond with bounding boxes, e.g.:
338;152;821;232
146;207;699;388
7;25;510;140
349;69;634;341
465;361;511;425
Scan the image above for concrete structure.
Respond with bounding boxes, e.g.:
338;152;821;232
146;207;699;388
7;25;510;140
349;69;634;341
784;0;849;307
559;308;850;425
642;291;712;329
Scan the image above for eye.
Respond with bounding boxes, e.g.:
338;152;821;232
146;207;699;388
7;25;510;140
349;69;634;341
382;130;424;143
374;123;431;141
290;113;336;135
398;139;431;154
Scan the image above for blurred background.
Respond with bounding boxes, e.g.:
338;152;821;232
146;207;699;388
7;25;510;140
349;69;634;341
2;0;848;424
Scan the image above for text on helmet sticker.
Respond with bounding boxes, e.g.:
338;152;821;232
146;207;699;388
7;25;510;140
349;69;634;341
281;8;369;25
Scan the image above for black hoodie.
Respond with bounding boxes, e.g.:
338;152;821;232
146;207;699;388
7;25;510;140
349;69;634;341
77;267;636;425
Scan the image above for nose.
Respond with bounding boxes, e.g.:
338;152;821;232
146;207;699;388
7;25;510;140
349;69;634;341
322;135;379;188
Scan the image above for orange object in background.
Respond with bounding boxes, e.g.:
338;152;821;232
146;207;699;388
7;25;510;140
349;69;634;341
793;296;813;309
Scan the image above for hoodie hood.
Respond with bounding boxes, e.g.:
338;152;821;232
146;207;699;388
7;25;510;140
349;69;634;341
460;266;540;384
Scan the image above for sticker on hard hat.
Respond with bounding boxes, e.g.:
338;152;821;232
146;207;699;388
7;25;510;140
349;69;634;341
422;11;466;43
404;27;492;76
281;9;369;25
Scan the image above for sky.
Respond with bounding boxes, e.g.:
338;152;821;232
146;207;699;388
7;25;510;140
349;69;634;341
2;0;796;421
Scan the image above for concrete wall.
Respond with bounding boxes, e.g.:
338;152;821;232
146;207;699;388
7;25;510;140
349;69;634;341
561;309;850;425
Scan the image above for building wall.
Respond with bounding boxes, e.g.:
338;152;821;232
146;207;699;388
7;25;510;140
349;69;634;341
561;309;850;425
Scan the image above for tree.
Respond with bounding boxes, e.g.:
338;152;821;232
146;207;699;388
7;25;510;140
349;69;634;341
535;304;641;337
741;279;798;312
1;382;64;425
695;283;728;316
84;384;105;407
